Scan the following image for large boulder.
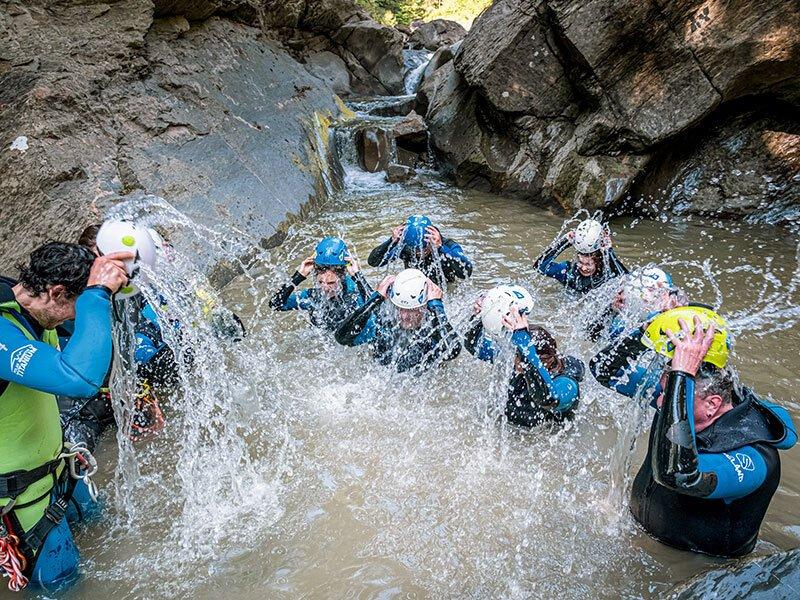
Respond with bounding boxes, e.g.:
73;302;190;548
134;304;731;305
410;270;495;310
305;51;351;95
454;0;577;116
356;128;391;172
335;20;405;95
0;2;346;269
432;0;800;220
409;19;467;51
635;106;800;219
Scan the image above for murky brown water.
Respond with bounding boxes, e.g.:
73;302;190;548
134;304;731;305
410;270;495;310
5;174;799;599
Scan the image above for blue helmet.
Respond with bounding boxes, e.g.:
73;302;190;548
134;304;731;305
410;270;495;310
314;237;349;267
402;215;433;249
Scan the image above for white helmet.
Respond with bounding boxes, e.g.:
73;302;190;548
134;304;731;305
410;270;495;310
629;267;673;303
96;220;157;297
573;219;605;254
480;284;534;336
389;268;428;309
146;227;166;250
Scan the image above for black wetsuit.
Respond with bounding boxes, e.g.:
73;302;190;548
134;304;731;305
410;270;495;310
335;293;462;374
367;231;473;287
590;329;797;557
465;319;585;427
534;236;628;296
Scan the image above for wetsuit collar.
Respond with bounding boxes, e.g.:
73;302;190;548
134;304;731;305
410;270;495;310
696;388;786;453
0;276;45;340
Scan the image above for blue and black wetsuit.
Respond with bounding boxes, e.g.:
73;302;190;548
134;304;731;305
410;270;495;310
58;294;178;451
465;319;584;426
590;332;798;557
270;270;373;335
335;293;462;374
533;236;627;296
367;231;473;287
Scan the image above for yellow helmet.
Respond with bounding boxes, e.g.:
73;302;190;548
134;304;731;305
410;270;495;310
641;305;731;368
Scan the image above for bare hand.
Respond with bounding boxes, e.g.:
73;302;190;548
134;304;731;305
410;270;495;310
87;252;134;293
377;275;395;299
601;231;613;249
345;255;360;276
473;294;485;316
424;226;442;248
566;230;576;243
391;224;405;242
298;256;316;278
502;306;528;332
612;288;625;310
665;316;715;375
426;279;443;301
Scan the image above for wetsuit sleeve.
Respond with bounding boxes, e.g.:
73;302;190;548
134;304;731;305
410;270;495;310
464;317;497;362
367;238;399;268
439;239;473;280
426;299;462;363
533;237;571;284
335;292;381;346
352;271;374;301
589;328;661;399
652;371;767;500
0;288;113;397
269;271;306;311
511;330;579;410
134;332;161;364
607;248;629;277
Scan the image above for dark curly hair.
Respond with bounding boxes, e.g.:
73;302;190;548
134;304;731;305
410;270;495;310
18;242;95;298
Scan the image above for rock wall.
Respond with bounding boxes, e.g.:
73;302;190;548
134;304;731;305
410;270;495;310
421;0;800;220
0;0;405;270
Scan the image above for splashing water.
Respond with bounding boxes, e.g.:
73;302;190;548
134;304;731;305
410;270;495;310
14;106;800;600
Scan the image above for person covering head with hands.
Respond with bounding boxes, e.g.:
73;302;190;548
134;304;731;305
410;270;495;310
534;218;628;296
270;237;374;341
0;242;131;592
367;215;473;287
590;306;796;557
335;268;461;374
464;286;584;427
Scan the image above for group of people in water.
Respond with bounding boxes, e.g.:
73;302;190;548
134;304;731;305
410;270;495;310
0;212;796;591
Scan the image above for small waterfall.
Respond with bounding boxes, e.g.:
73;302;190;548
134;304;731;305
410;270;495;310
403;49;433;95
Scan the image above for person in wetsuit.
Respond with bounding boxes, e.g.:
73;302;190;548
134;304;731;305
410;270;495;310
335;268;462;374
367;215;473;287
590;306;797;557
585;267;686;343
0;242;130;591
465;289;584;427
58;224;174;450
534;218;628;296
270;237;373;342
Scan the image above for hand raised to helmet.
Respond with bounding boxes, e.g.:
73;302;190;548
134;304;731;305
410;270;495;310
298;256;316;278
426;278;443;302
502;306;528;332
377;275;395;299
391;224;405;242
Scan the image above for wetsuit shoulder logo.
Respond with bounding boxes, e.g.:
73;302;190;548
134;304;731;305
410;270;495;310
723;451;754;482
735;452;755;471
10;343;36;376
0;342;7;352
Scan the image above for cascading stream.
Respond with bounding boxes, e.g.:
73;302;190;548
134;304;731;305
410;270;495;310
14;98;799;600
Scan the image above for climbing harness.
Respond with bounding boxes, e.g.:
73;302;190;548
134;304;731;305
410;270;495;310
0;443;99;590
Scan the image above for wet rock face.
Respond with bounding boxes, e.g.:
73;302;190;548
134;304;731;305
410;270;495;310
356;128;392;172
425;0;800;220
408;19;467;51
635;107;800;219
0;1;345;269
